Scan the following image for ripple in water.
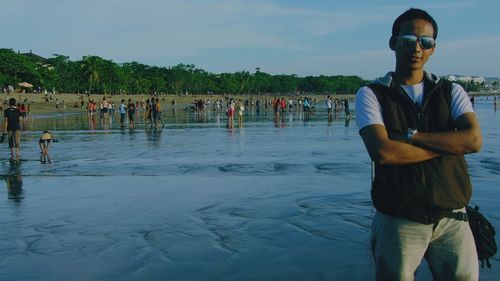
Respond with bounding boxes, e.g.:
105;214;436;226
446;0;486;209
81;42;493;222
480;158;500;175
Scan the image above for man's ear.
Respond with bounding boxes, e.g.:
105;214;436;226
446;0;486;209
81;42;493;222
389;36;396;50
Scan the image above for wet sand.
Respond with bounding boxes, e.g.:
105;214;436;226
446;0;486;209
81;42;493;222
1;99;499;280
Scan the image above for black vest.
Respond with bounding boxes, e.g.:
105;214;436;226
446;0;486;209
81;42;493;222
368;76;472;224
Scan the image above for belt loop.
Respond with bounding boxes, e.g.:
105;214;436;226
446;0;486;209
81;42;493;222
456;212;468;221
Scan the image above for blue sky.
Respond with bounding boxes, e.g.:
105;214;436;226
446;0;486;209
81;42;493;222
2;0;499;79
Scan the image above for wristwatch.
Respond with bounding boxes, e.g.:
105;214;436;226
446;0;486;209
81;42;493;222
406;128;418;143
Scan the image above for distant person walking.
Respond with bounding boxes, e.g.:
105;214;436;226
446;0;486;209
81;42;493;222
343;98;350;118
272;97;279;117
119;99;127;128
237;99;245;126
155;98;164;128
303;97;311;113
102;97;110;121
144;99;152;127
326;96;333;120
226;99;235;128
151;98;158;128
280;97;286;114
127;99;136;129
3;98;22;158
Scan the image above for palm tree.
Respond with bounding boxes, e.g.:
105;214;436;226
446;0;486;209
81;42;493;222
81;55;102;93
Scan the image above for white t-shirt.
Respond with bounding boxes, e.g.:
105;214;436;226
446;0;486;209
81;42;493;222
355;82;474;131
326;98;332;109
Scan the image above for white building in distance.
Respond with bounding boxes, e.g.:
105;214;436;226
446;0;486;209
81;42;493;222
443;75;484;84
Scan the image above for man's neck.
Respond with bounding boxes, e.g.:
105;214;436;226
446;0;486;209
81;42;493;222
394;69;424;86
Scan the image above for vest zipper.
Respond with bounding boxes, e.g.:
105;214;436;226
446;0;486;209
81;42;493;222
411;99;433;221
420;83;443;223
415;102;422;125
398;81;442;223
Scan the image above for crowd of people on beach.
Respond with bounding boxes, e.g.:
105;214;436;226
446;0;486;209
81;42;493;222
80;93;354;130
1;88;495;167
84;96;164;129
0;90;360;146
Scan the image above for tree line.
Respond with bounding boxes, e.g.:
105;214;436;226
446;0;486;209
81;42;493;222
0;48;369;95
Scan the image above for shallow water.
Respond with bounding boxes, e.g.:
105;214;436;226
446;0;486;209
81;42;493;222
1;99;499;280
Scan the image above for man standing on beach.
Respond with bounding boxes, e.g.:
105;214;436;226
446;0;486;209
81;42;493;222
127;99;136;129
343;98;350;119
326;95;333;120
151;98;158;128
3;98;23;158
355;8;482;280
119;99;127;128
155;98;163;128
102;97;110;121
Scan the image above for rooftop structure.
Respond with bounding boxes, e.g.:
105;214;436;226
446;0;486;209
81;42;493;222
443;75;484;84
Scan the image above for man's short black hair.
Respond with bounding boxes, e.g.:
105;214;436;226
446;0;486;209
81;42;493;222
9;98;16;106
392;8;438;39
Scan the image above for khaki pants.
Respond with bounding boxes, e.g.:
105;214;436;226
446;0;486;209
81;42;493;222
371;210;478;281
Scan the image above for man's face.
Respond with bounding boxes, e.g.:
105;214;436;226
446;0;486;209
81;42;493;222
394;19;435;72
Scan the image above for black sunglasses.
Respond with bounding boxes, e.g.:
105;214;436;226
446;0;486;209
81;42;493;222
396;35;435;50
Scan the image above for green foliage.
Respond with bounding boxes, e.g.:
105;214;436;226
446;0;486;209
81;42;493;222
442;77;484;92
42;54;81;92
0;73;6;86
0;48;41;87
460;81;483;92
0;49;369;95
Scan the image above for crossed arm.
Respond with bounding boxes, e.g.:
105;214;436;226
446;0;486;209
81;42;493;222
360;112;482;165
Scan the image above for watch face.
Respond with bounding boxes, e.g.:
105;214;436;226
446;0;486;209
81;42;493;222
406;129;417;141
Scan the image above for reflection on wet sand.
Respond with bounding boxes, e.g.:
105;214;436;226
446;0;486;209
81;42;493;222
5;162;23;202
345;116;351;127
145;127;163;146
40;153;52;163
25;100;357;132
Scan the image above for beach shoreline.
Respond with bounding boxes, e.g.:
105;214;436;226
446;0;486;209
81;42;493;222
0;90;496;116
0;92;356;116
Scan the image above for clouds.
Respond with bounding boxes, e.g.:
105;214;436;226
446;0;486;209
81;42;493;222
84;0;388;54
36;1;387;60
1;0;499;78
